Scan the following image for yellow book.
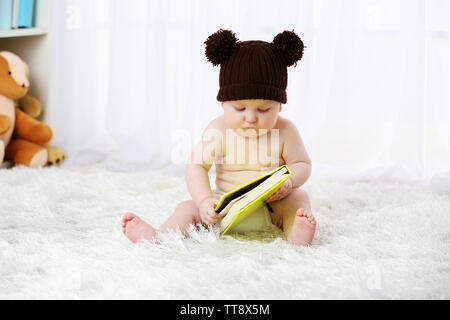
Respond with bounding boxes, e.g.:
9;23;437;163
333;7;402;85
215;165;291;234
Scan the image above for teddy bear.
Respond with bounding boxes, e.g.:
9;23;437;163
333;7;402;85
0;50;64;168
17;94;66;166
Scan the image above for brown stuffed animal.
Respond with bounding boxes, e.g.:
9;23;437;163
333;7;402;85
0;51;52;168
18;95;66;166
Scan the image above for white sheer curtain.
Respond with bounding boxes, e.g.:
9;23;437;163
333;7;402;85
46;0;450;183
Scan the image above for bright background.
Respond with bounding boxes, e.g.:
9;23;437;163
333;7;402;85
45;0;450;183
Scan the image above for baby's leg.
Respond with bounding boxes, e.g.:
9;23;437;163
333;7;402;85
269;189;316;246
122;200;201;243
158;200;202;235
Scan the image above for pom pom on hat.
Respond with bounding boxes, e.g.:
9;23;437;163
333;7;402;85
272;30;305;67
204;29;239;66
206;29;305;103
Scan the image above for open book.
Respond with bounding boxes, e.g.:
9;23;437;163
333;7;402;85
215;165;291;234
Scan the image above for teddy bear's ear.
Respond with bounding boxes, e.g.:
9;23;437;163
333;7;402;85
204;29;239;66
272;30;305;67
0;53;8;73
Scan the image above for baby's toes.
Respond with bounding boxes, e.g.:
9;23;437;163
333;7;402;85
122;213;136;230
122;212;136;223
296;208;307;217
307;215;317;225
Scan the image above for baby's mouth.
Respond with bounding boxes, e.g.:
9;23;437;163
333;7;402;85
235;127;260;137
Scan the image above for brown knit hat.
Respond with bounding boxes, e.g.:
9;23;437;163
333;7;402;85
205;29;304;104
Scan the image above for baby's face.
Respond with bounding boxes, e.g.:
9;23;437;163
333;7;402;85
222;99;281;137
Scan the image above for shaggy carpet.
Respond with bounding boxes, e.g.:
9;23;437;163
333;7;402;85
0;163;449;299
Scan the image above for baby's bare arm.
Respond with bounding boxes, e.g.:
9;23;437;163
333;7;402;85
186;117;224;207
280;119;312;188
186;164;213;207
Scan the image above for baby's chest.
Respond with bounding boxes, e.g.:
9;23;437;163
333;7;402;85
216;133;284;170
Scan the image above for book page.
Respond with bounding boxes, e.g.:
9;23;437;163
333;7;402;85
214;173;272;212
217;193;248;217
220;167;288;229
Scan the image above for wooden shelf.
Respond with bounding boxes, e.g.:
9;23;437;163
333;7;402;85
0;0;52;109
0;28;49;39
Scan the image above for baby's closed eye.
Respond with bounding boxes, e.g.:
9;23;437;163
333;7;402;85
232;106;270;112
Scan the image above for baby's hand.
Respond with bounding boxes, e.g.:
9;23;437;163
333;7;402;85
266;178;293;202
199;197;220;226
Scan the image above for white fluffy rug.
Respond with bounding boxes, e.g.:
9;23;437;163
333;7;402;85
1;163;449;300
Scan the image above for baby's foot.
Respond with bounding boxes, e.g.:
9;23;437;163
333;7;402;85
122;212;158;244
288;208;317;246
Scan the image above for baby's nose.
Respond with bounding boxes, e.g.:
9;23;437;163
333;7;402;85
245;112;257;123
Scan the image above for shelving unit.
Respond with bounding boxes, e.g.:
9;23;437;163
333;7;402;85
0;28;48;38
0;0;52;110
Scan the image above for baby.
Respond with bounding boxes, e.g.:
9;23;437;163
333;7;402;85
122;29;316;246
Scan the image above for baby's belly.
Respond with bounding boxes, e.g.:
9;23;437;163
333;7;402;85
215;162;284;192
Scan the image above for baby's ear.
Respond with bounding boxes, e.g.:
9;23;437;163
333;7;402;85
204;29;239;66
272;30;305;67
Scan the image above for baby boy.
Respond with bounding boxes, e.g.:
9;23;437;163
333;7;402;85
122;30;316;246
